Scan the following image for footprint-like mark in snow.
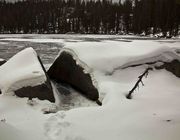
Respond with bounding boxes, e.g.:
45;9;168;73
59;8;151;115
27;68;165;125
44;112;70;140
44;112;86;140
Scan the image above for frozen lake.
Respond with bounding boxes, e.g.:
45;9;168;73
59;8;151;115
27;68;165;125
0;34;167;66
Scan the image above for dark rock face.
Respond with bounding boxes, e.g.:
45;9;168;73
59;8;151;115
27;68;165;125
157;60;180;78
15;83;55;102
14;56;55;102
0;60;6;66
48;51;99;101
0;59;6;94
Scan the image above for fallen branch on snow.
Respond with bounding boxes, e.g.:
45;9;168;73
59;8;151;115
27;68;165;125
126;67;153;99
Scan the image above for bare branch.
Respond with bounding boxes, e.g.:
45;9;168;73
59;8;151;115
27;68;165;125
126;67;153;99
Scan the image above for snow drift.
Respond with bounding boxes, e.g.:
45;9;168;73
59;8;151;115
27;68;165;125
48;48;99;101
0;47;55;102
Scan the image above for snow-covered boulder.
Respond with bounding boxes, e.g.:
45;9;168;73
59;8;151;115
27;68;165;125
62;41;180;78
0;48;55;102
0;59;6;66
48;48;99;101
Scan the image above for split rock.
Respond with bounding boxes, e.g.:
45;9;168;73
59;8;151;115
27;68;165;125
0;47;55;102
48;49;99;101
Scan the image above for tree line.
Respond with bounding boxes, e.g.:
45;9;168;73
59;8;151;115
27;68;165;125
0;0;179;36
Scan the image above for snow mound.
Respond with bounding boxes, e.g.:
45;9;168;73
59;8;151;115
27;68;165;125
0;47;46;94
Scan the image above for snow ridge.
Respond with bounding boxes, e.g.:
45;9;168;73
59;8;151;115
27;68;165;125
110;48;180;74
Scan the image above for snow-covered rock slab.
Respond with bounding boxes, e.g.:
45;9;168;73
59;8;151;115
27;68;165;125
64;41;180;76
0;47;55;102
48;48;99;101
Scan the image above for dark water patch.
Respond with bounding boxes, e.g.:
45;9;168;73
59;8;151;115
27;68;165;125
0;41;62;64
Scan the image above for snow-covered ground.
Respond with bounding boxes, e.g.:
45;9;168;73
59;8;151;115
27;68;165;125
0;35;180;140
